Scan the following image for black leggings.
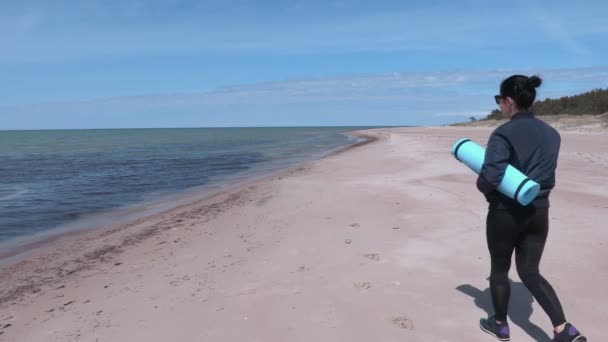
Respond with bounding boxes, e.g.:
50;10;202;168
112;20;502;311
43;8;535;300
486;207;566;327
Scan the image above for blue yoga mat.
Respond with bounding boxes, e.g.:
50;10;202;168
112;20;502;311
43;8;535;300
451;138;540;206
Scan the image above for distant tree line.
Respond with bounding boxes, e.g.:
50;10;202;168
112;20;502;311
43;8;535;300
482;88;608;120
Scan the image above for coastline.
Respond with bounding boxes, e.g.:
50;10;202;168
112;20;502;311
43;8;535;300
1;126;605;341
0;132;372;268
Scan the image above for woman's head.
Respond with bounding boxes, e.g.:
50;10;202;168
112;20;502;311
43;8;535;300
494;74;542;116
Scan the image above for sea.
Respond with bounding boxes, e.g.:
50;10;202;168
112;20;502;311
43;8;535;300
0;127;373;258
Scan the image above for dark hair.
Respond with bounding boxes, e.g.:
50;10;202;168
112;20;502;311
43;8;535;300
500;74;542;109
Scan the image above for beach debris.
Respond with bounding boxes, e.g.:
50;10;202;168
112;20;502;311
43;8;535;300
392;227;400;230
344;239;352;244
349;223;360;228
363;253;380;261
297;265;308;272
114;262;122;266
63;301;75;307
392;316;414;330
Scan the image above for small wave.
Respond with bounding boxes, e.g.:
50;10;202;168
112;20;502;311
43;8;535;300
0;186;30;201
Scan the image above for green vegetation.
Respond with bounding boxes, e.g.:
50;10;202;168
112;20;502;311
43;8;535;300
482;88;608;120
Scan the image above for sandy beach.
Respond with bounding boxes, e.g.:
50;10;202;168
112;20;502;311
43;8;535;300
1;126;606;341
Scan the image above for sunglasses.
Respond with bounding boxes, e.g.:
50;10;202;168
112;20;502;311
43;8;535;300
494;95;506;105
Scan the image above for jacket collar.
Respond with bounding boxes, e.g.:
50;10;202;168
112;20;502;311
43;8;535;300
511;111;534;120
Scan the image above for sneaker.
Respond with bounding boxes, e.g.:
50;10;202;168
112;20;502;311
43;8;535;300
480;316;510;341
552;323;587;342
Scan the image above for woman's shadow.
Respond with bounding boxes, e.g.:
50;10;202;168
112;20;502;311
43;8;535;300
456;281;552;341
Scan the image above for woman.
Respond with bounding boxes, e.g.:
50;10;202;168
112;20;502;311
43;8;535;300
476;75;586;342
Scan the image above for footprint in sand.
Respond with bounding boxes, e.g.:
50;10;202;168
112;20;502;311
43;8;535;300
363;253;380;261
353;282;372;290
392;316;414;330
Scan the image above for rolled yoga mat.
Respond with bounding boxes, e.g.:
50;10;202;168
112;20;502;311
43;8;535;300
451;138;540;206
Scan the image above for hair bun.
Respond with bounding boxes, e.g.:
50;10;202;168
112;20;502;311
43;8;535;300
528;75;542;88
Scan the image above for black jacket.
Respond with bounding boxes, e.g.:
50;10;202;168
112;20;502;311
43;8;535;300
476;112;561;209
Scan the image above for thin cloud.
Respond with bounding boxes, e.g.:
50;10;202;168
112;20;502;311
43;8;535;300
6;67;608;107
2;66;607;129
527;2;589;56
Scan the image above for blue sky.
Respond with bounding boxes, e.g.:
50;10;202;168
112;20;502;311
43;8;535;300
2;0;608;129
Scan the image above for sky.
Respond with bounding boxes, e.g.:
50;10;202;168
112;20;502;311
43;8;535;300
1;0;608;129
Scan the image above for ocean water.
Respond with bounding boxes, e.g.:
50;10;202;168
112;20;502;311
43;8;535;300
0;127;369;250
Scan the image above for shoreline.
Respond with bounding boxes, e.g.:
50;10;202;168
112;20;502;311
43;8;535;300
1;126;605;341
0;132;375;268
0;132;378;279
